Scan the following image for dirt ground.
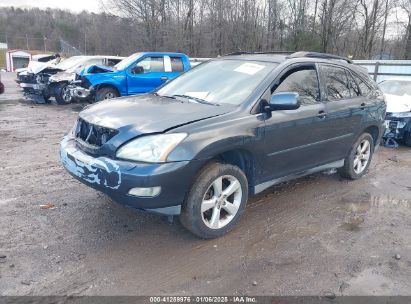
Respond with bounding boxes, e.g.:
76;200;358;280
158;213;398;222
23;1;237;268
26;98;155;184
0;72;411;296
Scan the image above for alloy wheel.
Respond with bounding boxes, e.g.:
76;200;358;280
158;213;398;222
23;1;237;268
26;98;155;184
201;175;242;229
353;139;371;174
104;92;116;99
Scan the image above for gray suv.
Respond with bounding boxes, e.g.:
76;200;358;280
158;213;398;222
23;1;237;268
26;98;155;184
60;52;386;238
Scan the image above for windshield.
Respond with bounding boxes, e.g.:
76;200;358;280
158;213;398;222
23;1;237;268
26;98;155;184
379;80;411;97
56;56;86;70
157;59;278;105
115;53;141;70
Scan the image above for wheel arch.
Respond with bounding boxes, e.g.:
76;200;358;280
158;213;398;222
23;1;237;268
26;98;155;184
362;125;380;148
95;83;120;96
211;148;257;192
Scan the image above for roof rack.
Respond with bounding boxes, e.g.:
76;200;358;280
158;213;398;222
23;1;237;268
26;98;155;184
224;51;293;56
288;51;353;64
224;50;353;64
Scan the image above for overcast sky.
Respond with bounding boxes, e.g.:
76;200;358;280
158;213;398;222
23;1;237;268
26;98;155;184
0;0;101;13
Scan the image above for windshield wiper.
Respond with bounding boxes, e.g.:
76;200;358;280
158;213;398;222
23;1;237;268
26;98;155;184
153;92;176;99
172;94;220;106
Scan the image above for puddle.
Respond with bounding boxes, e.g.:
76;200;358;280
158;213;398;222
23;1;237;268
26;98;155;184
344;269;393;295
341;215;365;231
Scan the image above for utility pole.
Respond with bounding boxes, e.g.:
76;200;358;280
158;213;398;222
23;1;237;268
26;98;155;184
26;34;29;50
44;36;47;52
84;32;87;55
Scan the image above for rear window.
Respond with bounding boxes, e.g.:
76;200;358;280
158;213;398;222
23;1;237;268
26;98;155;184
321;65;351;100
171;57;184;72
352;73;372;97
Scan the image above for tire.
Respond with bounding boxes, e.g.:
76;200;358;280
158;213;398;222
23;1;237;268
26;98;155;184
404;131;411;147
338;133;374;180
180;162;248;239
95;87;119;102
54;83;72;105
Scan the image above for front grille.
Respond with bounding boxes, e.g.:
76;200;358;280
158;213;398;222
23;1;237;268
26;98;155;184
75;118;118;147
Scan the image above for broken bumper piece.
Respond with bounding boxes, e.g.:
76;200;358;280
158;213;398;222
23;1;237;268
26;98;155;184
69;85;92;100
60;136;202;215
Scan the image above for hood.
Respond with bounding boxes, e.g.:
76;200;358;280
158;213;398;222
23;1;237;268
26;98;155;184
49;71;75;83
27;61;62;74
76;64;115;77
385;93;411;113
85;64;115;74
79;94;234;135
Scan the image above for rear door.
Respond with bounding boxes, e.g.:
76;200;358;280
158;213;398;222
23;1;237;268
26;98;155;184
319;64;365;161
263;63;330;180
126;56;169;95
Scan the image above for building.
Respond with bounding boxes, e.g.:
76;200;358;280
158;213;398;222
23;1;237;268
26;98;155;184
5;49;32;72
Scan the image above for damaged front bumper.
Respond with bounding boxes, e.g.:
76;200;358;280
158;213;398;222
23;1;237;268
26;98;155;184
68;84;94;101
60;136;203;215
383;115;411;140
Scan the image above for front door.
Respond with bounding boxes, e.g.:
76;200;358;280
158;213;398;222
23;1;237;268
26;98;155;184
263;63;330;181
126;56;170;95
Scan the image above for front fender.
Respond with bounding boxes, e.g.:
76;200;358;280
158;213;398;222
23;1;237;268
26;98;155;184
86;71;127;96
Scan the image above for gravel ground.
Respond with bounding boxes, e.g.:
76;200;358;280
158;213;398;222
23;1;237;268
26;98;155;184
0;72;411;296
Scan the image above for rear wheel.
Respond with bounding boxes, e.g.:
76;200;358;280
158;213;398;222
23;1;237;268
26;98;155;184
95;87;119;102
404;131;411;147
54;83;72;105
180;162;248;239
338;133;374;180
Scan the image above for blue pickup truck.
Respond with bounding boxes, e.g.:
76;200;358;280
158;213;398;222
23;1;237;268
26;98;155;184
69;52;191;102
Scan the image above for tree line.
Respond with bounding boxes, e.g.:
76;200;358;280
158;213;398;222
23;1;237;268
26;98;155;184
1;0;410;59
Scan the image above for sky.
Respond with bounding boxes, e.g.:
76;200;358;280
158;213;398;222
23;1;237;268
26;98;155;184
0;0;101;13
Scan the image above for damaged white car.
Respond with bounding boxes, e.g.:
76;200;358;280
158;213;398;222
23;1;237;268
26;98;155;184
379;79;411;147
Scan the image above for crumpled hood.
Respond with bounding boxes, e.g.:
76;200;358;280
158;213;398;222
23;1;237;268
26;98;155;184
27;61;58;74
79;94;234;135
385;93;411;113
49;71;75;82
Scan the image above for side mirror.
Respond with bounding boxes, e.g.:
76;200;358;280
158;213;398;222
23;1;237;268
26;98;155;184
131;66;144;74
266;92;301;111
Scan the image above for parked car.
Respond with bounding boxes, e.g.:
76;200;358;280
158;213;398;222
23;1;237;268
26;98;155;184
379;79;411;146
16;53;61;84
60;51;386;238
20;55;123;104
68;52;190;102
48;56;124;104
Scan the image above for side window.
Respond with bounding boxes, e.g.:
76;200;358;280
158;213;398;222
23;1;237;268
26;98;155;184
273;66;320;105
135;57;164;73
171;57;184;72
321;65;351;100
347;71;361;97
352;73;372;97
87;59;104;66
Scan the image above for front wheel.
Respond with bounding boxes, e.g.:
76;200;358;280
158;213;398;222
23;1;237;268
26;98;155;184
54;83;72;105
338;133;374;180
95;87;119;102
180;162;248;239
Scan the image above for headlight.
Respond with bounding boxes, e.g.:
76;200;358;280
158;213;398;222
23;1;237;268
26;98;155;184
116;133;187;163
389;112;411;118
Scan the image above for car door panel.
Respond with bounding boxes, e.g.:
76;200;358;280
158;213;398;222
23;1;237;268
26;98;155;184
319;64;364;161
262;63;332;181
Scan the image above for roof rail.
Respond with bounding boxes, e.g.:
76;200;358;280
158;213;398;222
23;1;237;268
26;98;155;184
224;51;294;56
288;51;353;64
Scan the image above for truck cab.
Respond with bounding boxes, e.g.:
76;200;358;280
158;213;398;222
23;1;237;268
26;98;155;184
71;52;191;102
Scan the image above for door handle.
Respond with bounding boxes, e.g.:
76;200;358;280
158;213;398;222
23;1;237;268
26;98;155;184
317;111;327;119
160;76;168;81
